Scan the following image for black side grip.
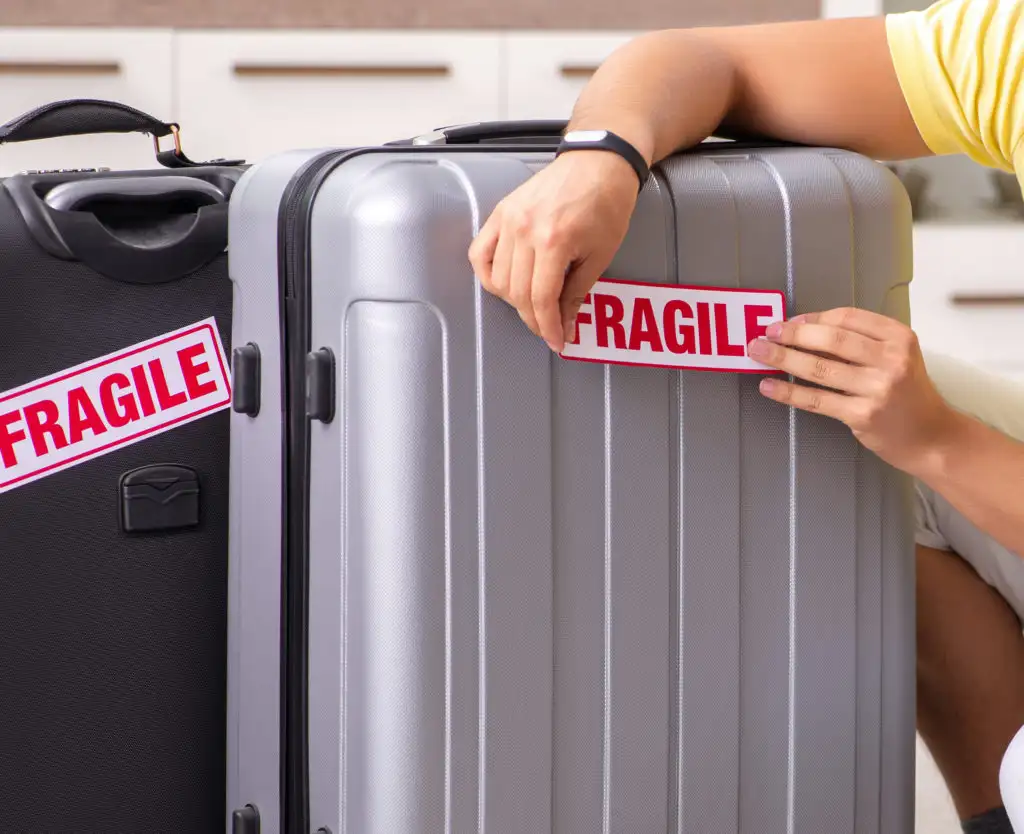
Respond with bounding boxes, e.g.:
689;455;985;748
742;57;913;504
305;348;336;424
231;804;260;834
232;343;262;417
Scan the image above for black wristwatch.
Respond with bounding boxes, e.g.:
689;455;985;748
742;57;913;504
555;129;651;191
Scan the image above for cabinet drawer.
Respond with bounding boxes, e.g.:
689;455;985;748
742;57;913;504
909;224;1024;367
174;32;503;165
910;291;1024;366
911;224;1024;296
0;29;174;175
504;33;640;121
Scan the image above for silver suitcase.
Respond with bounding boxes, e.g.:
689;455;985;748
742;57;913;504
225;122;917;834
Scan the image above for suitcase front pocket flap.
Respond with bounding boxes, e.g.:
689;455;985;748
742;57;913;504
119;463;201;532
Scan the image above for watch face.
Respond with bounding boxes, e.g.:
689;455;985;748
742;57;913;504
563;129;609;144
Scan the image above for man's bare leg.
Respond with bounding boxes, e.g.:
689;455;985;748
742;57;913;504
917;544;1024;828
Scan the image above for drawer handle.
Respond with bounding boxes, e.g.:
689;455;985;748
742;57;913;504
232;62;450;78
0;60;121;75
950;292;1024;307
559;64;600;78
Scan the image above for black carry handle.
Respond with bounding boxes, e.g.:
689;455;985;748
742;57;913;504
0;99;176;145
44;174;232;283
412;120;569;145
404;118;801;150
2;168;243;283
0;98;244;168
43;175;227;212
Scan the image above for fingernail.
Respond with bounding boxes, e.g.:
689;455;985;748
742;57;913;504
759;379;776;394
765;322;783;339
747;338;768;357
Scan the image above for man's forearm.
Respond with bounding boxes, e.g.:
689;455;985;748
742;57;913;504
566;18;931;168
916;411;1024;558
567;31;738;166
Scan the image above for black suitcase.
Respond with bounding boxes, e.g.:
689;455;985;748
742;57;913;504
0;99;244;834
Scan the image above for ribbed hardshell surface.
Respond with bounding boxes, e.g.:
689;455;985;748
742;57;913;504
303;146;916;834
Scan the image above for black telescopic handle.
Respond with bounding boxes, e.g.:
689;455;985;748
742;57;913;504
405;119;800;149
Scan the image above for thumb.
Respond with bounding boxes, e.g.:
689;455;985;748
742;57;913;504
560;258;605;346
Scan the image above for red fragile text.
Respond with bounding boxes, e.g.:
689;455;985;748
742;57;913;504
559;280;786;373
0;343;216;469
0;319;232;494
569;294;774;356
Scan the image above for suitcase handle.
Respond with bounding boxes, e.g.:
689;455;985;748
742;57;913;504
407;119;797;149
410;120;568;145
3;170;236;283
47;197;229;285
0;98;244;168
43;175;227;211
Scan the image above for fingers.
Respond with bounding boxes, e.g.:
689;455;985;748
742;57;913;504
468;198;572;349
487;213;515;303
764;319;884;367
468;206;501;293
468;216;576;349
509;243;540;338
800;307;906;342
469;152;637;350
532;247;570;351
758;377;857;422
559;259;603;347
748;338;882;396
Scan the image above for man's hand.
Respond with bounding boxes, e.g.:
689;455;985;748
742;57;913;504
467;149;641;353
748;307;959;475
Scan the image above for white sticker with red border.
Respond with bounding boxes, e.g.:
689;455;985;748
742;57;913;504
0;318;231;495
560;279;787;373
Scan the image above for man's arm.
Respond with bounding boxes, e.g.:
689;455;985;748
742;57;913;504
469;16;933;354
568;18;932;168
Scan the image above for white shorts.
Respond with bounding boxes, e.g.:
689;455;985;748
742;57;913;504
916;351;1024;624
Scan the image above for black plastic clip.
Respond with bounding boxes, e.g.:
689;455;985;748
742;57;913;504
232;342;262;417
231;804;260;834
305;347;336;424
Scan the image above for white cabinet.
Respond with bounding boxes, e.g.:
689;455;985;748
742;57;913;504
0;29;648;174
909;223;1024;380
173;31;504;165
503;32;639;122
0;29;174;176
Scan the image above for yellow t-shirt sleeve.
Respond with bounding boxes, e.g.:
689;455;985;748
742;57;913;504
885;0;1024;173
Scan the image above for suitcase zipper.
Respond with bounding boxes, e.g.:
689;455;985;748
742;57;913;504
276;149;348;834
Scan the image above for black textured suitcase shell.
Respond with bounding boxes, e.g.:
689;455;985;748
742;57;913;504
0;158;240;834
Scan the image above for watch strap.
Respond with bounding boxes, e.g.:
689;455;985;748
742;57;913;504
555;129;651;190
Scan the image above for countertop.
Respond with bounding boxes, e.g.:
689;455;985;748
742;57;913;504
0;0;818;30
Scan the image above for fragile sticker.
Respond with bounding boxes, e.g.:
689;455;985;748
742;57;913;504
0;318;231;495
560;279;786;373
